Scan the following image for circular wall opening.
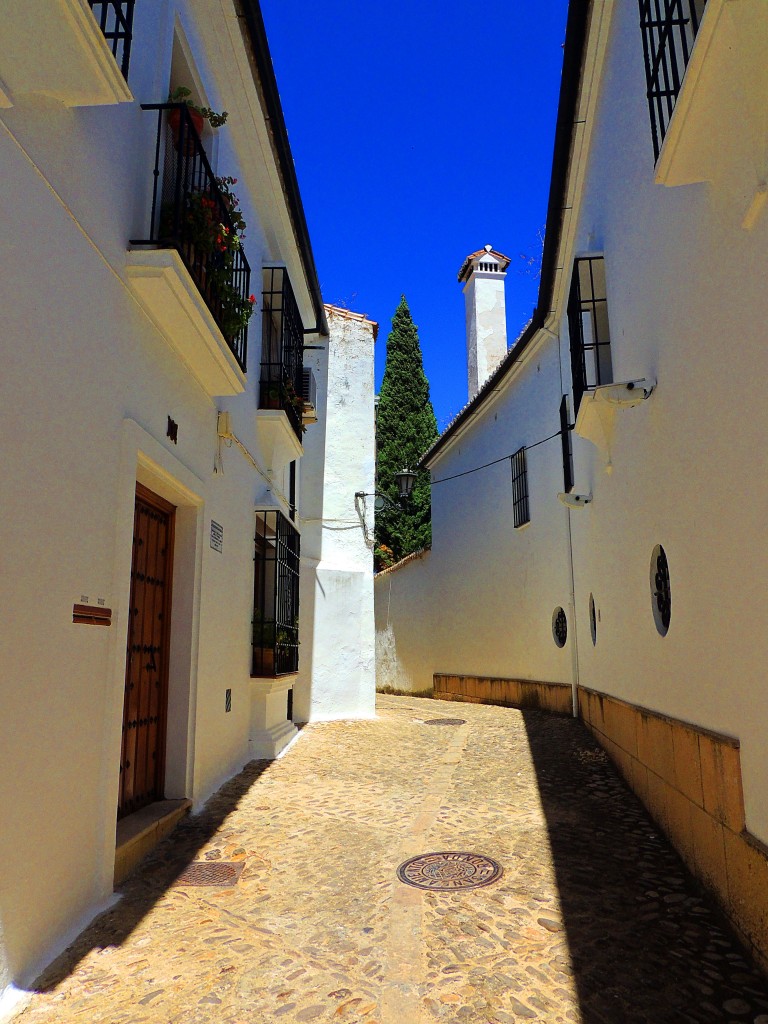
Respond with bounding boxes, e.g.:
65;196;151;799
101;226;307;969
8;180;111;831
589;593;597;645
552;607;568;648
650;544;671;636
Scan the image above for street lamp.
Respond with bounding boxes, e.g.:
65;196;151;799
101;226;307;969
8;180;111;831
394;467;417;500
355;467;417;510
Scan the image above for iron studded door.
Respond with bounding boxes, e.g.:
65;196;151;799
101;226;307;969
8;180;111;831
118;484;175;819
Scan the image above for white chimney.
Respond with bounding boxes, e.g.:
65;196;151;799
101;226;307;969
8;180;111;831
458;244;510;401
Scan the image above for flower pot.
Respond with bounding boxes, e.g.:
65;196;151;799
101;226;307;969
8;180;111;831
168;106;204;154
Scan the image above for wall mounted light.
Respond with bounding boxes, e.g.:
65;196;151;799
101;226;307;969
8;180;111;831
356;466;417;510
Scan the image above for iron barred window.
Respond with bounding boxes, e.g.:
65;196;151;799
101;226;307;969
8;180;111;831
252;511;300;677
261;267;305;441
567;257;612;416
88;1;135;80
638;0;707;161
559;395;574;494
510;447;530;528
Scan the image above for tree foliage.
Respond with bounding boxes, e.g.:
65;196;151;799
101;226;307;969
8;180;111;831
375;297;438;566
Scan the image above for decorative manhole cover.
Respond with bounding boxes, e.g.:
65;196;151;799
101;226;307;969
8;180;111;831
172;861;244;887
397;852;503;891
423;718;466;726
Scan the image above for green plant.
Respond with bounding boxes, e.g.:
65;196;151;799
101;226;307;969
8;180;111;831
169;86;228;128
375;297;438;561
167;176;256;340
374;544;396;571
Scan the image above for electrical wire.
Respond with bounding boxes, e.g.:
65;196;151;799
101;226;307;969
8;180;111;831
429;429;563;486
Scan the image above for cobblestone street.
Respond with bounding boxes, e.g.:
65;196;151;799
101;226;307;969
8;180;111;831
16;695;768;1023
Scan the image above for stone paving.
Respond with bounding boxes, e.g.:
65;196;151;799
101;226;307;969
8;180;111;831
15;695;768;1023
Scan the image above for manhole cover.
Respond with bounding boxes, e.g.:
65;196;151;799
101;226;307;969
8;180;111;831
397;852;503;891
423;718;466;726
172;861;244;887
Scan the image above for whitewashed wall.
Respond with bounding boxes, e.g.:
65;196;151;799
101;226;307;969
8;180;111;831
560;0;768;844
0;0;323;995
296;309;376;722
374;333;576;692
374;550;436;693
428;336;575;684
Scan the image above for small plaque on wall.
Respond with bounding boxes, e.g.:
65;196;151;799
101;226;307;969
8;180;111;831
210;520;223;553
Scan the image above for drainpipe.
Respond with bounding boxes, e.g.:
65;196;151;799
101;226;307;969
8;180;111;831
565;505;580;718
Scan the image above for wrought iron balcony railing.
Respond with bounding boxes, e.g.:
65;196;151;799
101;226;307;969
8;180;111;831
252;510;300;677
260;266;305;441
88;1;135;80
639;0;707;161
131;104;251;372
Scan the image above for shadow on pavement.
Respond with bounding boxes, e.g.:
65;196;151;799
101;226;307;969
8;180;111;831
520;710;768;1024
31;759;273;993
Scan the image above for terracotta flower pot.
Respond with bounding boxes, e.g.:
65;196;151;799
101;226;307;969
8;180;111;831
168;106;205;154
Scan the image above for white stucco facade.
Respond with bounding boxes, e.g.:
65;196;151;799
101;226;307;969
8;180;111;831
295;306;377;722
0;0;367;999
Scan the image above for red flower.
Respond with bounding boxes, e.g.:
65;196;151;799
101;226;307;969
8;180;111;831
249;294;257;304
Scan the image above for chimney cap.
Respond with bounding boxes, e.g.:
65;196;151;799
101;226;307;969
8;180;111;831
457;246;512;282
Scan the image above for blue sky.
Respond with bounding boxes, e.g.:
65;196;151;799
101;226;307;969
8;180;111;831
259;1;570;430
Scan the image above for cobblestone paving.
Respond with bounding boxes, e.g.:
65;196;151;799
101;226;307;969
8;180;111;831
16;696;768;1023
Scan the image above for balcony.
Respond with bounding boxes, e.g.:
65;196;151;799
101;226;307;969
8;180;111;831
126;104;251;397
0;0;133;107
252;510;300;678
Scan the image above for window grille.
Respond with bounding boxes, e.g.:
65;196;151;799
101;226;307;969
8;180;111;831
252;510;300;677
88;1;135;80
510;447;530;528
638;0;707;161
567;257;612;416
559;395;574;494
651;544;672;635
261;267;304;441
553;608;568;648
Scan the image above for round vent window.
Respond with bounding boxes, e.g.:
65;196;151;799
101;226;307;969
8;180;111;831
552;607;568;648
589;593;597;646
651;544;671;636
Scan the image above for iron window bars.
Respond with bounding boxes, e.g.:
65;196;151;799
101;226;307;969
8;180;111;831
88;1;135;80
567;256;613;416
553;608;568;648
653;544;672;632
510;447;530;528
560;395;574;494
260;267;304;441
130;104;251;373
639;0;707;161
252;510;300;677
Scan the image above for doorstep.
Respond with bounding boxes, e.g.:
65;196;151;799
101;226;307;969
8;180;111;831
114;798;192;886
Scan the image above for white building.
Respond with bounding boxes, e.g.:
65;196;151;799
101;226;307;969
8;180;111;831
296;305;378;724
376;0;768;971
0;0;374;1003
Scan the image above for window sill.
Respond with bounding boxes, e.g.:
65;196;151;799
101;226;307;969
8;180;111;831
0;0;133;107
655;0;763;188
125;248;247;397
254;409;304;472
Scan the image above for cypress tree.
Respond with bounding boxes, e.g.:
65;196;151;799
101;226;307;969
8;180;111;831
375;296;438;566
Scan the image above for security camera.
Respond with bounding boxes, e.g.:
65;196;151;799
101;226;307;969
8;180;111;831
558;492;592;509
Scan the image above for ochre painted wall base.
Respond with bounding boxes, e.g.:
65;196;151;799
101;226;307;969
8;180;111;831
433;674;572;715
433;673;768;974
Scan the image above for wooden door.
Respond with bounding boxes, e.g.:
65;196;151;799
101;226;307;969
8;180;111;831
118;483;175;819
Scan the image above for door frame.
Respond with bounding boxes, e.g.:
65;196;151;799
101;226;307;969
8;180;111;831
97;421;206;894
119;482;176;818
